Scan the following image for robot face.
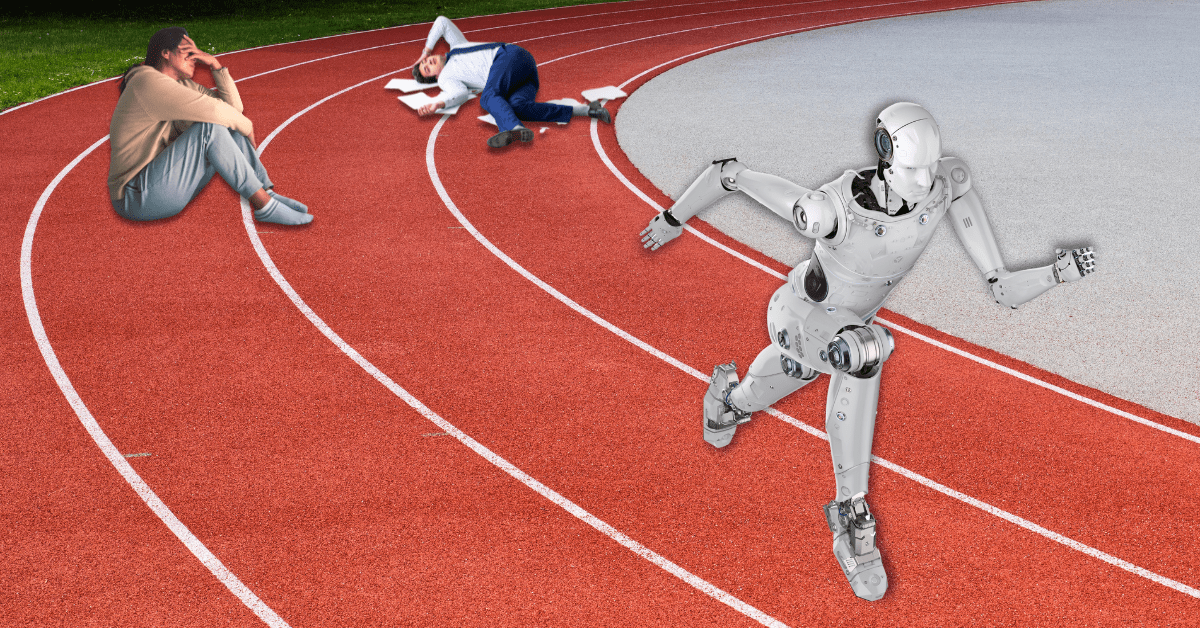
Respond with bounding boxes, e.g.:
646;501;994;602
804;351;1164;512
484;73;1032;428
884;162;937;204
876;105;941;204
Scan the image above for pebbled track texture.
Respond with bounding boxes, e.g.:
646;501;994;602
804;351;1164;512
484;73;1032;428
3;1;1199;626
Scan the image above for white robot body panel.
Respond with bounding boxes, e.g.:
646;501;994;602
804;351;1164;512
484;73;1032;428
939;156;973;200
731;169;811;223
765;280;865;374
649;103;1096;604
793;186;846;240
790;167;953;314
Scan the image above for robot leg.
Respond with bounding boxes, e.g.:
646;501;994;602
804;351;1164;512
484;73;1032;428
703;344;818;448
822;324;893;601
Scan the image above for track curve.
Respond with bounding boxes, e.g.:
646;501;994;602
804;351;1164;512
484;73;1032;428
5;1;1199;625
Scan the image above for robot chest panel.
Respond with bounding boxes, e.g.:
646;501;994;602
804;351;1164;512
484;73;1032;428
828;214;935;275
828;183;949;276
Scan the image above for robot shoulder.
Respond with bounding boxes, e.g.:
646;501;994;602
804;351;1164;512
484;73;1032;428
793;183;844;240
938;156;973;200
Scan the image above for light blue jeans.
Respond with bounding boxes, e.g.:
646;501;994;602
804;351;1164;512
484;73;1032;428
112;122;271;221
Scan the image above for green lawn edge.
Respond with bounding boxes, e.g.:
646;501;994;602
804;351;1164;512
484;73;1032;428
0;0;626;112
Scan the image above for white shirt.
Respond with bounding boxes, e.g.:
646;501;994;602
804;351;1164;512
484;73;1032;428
426;16;502;109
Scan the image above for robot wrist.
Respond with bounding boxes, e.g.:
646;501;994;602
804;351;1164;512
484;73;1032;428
662;209;681;227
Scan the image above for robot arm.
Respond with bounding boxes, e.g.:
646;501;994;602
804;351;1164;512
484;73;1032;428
947;174;1096;308
640;158;831;250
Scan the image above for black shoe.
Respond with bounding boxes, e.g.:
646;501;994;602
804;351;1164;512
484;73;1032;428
487;126;534;148
588;100;612;124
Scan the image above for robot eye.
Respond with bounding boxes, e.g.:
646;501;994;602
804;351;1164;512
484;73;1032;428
874;129;893;162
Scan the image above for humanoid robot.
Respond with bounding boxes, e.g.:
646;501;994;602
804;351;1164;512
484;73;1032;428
639;103;1095;601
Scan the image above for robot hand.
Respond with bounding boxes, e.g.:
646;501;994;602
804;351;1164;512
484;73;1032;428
639;211;683;250
988;247;1096;308
1052;247;1096;283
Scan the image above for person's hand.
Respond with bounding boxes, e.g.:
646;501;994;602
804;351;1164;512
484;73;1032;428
247;130;257;148
417;101;446;116
179;36;222;71
415;47;432;65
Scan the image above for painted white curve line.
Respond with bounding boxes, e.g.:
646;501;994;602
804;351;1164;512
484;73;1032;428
20;137;292;628
247;106;785;627
584;10;1196;445
434;114;1200;600
0;0;766;117
872;316;1200;445
419;115;784;627
419;6;1198;597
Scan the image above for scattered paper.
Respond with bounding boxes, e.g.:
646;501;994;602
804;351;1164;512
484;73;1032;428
581;86;627;102
399;91;474;115
385;78;437;93
478;113;497;127
540;127;547;134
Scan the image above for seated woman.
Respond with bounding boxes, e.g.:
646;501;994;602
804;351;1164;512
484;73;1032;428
108;27;310;225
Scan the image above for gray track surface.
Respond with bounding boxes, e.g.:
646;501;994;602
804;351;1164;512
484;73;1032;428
617;0;1200;424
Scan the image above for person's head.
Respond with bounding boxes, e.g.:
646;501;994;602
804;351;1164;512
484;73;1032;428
412;54;445;83
120;27;191;92
873;102;940;204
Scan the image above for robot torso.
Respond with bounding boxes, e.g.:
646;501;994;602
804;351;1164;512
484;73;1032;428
791;160;959;318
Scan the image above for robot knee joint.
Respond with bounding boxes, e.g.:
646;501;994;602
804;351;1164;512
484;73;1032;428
780;354;818;380
827;325;894;378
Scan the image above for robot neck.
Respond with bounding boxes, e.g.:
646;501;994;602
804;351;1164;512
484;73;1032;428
868;171;909;216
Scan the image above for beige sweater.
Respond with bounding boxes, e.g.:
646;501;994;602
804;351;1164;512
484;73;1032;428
107;65;254;200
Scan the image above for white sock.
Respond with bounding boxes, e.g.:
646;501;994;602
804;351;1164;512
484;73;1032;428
571;104;590;116
254;198;313;225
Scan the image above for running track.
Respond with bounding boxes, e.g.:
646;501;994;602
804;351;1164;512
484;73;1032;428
4;0;1199;625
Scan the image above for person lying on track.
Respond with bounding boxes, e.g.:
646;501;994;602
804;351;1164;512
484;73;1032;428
412;15;612;148
108;27;311;225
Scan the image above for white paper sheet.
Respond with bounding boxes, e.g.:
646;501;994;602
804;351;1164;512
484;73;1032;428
385;78;437;93
581;86;627;102
398;91;473;115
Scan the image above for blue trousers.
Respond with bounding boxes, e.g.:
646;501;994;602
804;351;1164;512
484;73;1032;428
112;122;271;221
481;45;573;132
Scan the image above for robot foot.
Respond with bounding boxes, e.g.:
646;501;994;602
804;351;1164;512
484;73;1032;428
703;362;751;448
823;495;888;601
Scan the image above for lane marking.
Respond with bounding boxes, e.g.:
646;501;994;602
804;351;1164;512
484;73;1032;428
431;112;1200;598
419;116;787;626
20;2;1194;623
421;6;1200;598
586;17;1198;445
12;8;741;620
243;64;787;626
20;137;293;628
0;0;751;116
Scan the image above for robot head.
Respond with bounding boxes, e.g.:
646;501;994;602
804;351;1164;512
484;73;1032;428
874;102;940;204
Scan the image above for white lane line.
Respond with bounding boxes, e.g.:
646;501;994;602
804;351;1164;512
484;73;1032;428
428;113;1200;598
423;3;1198;597
584;13;1198;445
19;137;292;628
13;5;811;623
872;316;1200;444
0;0;759;117
244;102;787;627
419;116;786;627
13;8;726;619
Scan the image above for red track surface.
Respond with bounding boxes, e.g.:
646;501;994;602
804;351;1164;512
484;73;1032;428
4;0;1199;625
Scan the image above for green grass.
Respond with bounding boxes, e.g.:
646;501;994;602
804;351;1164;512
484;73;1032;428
0;0;622;111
